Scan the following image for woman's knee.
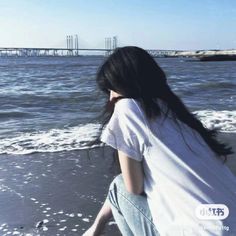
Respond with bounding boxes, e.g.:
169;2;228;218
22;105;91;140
107;174;123;211
108;174;124;192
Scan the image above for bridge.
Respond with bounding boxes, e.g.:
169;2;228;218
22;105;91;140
0;47;112;57
147;49;183;57
0;35;186;57
0;47;183;57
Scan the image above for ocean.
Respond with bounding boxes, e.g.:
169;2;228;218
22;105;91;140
0;55;236;236
0;56;236;155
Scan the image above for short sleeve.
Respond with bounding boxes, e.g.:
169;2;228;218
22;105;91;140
100;99;148;162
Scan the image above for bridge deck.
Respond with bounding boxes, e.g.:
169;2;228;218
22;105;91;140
0;47;184;57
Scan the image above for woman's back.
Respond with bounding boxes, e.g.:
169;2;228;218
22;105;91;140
102;97;236;235
95;46;235;235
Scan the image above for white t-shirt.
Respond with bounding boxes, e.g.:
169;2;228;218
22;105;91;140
101;98;236;236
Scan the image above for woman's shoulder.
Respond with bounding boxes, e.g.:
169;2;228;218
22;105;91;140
115;97;136;108
114;98;169;117
114;98;143;116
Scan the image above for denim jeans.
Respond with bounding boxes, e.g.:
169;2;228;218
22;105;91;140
107;174;160;236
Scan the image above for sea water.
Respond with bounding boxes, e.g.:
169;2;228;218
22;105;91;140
0;56;235;155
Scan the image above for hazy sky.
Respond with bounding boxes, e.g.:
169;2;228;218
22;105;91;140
0;0;236;50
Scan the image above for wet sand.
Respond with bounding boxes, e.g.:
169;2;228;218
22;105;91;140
0;133;235;236
0;146;121;236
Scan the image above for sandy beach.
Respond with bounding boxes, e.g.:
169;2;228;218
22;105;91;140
0;146;121;235
0;133;235;236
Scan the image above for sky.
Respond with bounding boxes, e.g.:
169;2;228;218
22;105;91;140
0;0;236;50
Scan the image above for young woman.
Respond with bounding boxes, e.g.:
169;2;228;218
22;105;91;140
83;46;236;236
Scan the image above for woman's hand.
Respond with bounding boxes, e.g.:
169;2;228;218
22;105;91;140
82;223;102;236
83;198;112;236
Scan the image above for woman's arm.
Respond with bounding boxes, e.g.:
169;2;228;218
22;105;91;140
82;198;112;236
118;150;144;195
83;150;143;235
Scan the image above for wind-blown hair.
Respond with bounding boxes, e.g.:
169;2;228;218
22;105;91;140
96;46;233;163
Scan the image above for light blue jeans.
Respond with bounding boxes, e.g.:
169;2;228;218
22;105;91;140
107;174;160;236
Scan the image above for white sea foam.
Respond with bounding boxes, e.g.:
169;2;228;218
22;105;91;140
194;110;236;133
0;111;235;155
0;123;101;155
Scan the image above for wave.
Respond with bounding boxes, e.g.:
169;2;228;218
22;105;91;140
197;82;236;90
194;110;236;133
0;111;34;119
0;110;235;155
0;124;101;155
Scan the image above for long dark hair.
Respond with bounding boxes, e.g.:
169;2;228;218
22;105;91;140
96;46;233;164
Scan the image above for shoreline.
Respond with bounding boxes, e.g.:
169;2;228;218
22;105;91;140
1;49;236;58
156;49;236;58
0;132;235;235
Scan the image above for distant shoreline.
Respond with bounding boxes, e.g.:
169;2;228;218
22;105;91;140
1;47;236;58
165;49;236;58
